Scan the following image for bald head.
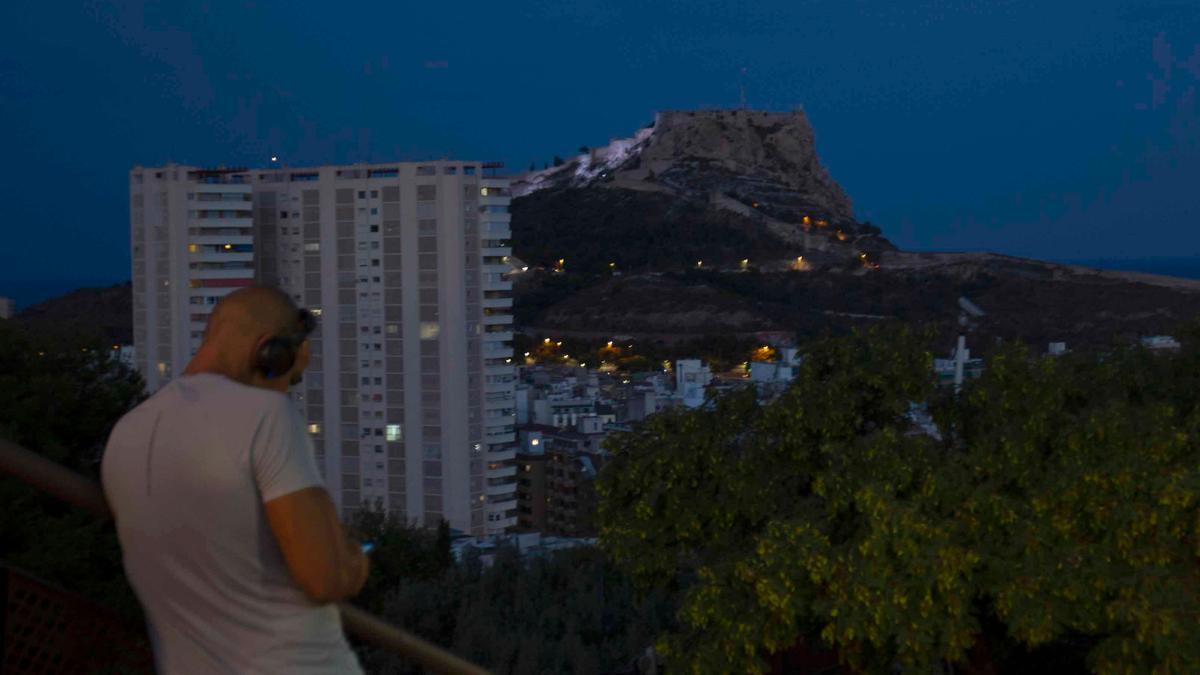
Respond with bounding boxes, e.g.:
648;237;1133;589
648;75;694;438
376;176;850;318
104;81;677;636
205;286;299;346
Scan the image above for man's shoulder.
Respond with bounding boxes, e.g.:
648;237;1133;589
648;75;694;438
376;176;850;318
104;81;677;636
112;376;292;440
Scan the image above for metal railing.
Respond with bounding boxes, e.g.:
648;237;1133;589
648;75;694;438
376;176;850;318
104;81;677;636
0;438;490;675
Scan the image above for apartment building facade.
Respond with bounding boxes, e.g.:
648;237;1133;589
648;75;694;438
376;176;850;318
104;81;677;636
130;162;517;535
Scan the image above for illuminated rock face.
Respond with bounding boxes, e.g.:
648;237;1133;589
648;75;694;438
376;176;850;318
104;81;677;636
513;108;856;232
636;109;855;226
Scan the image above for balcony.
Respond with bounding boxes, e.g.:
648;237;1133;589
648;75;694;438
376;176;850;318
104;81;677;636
0;439;490;675
486;494;518;511
191;216;254;228
486;464;518;479
485;435;517;448
190;268;256;280
190;251;254;263
195;200;254;212
484;515;518;533
484;365;514;380
486;447;517;462
481;246;512;258
481;223;510;239
189;234;253;246
486;481;516;497
481;296;511;310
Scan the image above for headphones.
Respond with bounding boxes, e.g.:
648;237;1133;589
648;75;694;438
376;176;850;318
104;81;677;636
257;308;318;379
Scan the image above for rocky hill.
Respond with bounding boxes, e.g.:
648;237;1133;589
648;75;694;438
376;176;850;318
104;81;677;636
512;109;1200;351
13;282;133;346
511;109;891;277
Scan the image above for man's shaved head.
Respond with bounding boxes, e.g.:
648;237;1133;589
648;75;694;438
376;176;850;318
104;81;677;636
205;286;299;346
184;285;312;391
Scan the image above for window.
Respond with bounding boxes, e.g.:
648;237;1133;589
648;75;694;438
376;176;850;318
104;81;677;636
463;166;476;176
370;190;378;198
308;423;321;434
420;322;439;340
444;166;457;175
358;191;366;199
386;424;402;441
370;225;379;233
370;208;378;215
416;166;435;176
386;324;399;334
304;242;320;252
371;259;380;267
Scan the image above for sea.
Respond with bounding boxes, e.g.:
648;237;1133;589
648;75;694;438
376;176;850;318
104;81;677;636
3;257;1200;314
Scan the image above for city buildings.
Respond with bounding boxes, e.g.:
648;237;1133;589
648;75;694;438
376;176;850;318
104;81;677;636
130;162;516;535
515;422;608;537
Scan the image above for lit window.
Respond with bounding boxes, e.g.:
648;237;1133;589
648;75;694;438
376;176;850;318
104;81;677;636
420;322;439;340
311;308;322;316
386;324;399;334
386;424;402;441
304;243;320;252
187;244;198;253
530;438;540;446
307;423;321;434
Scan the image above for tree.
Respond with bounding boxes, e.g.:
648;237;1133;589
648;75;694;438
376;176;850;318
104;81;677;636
529;161;537;172
597;325;1200;673
358;544;674;674
553;155;565;167
0;320;146;622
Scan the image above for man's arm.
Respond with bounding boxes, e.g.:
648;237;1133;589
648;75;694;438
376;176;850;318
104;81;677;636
264;486;369;604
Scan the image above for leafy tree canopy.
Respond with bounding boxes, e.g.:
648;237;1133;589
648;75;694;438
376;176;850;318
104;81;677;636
598;324;1200;673
0;319;146;620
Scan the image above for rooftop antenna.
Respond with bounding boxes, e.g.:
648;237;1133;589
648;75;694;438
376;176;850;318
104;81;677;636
739;67;748;110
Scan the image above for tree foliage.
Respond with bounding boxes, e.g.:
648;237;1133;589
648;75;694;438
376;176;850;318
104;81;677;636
0;319;146;621
598;324;1200;673
355;543;674;674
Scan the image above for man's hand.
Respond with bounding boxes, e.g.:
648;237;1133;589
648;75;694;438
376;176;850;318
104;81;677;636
341;532;370;598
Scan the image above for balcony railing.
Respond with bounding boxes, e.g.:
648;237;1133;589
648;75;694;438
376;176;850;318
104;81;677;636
0;438;490;675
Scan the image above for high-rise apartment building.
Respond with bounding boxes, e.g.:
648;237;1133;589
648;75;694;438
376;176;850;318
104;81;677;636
130;162;517;535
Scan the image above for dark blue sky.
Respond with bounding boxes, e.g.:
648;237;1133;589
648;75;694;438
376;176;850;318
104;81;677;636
2;0;1198;293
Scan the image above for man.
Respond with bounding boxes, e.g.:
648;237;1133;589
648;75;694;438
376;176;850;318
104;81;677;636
102;286;369;674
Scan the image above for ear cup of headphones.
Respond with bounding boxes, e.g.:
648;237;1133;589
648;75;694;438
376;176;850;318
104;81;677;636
257;337;297;379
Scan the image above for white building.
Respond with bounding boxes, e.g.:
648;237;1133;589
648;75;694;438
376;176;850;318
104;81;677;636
0;296;14;319
130;162;517;535
749;347;802;384
674;359;712;408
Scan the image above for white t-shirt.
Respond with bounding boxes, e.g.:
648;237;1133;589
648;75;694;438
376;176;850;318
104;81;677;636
102;373;362;674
